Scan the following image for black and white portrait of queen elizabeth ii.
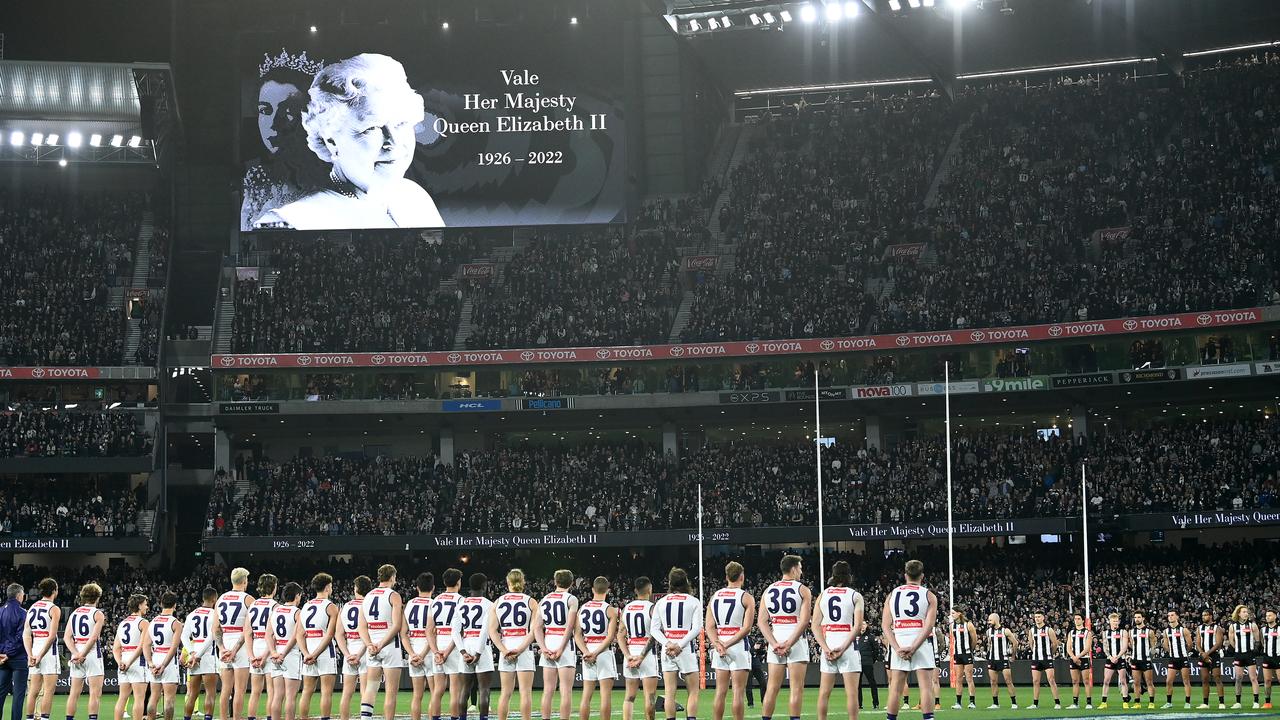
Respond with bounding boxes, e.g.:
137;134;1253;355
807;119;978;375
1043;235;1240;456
254;53;445;230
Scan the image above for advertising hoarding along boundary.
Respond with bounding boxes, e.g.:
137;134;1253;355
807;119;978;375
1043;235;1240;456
201;508;1280;553
211;307;1267;370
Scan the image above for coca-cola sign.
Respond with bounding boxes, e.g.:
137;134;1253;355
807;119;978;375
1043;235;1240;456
459;263;496;280
682;255;719;272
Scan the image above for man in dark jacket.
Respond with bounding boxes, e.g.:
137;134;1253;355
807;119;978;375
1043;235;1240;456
0;583;28;720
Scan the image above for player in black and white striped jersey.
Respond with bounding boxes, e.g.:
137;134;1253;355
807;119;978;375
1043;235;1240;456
1196;609;1226;710
948;610;977;710
1228;604;1261;708
1161;610;1193;709
1065;613;1093;709
1026;611;1061;710
1130;611;1157;708
983;614;1018;709
1097;612;1130;709
1260;609;1280;709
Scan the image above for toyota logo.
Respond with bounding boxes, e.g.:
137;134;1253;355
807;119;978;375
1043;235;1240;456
745;343;759;354
31;368;45;378
895;336;910;347
220;356;235;367
596;349;611;360
520;351;535;362
1121;372;1132;382
297;355;312;366
820;340;834;351
1123;320;1138;331
670;346;685;357
371;354;386;365
447;353;461;364
970;331;985;342
1047;325;1062;337
1196;313;1212;326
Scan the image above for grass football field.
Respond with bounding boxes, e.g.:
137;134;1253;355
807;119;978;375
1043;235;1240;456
35;687;1279;720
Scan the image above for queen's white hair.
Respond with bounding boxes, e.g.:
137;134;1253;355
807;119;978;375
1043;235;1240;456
302;53;425;163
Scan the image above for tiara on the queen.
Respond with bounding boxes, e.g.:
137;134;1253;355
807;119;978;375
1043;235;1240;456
259;49;326;78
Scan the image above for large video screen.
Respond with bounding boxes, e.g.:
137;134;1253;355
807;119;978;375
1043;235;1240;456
239;24;626;232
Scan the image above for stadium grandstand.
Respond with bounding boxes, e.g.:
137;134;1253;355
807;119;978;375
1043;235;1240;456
2;1;1280;720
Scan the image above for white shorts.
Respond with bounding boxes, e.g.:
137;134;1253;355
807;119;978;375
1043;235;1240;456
435;648;466;675
219;641;251;671
189;651;219;676
342;653;367;677
119;662;149;685
249;640;272;675
69;654;105;679
712;640;752;672
151;662;181;685
460;647;495;674
302;651;338;677
660;648;697;676
408;652;435;679
582;651;618;682
498;647;536;673
623;652;660;680
889;640;935;672
539;645;577;670
767;640;810;665
31;650;60;676
820;648;863;675
272;652;303;681
366;641;405;670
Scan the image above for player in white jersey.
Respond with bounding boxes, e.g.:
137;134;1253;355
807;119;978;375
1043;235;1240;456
359;564;404;720
575;576;621;720
535;569;579;720
247;575;279;720
812;561;865;720
22;577;61;720
269;583;303;720
881;559;938;720
336;575;372;720
113;594;151;720
488;569;539;720
426;569;465;720
148;592;185;720
299;574;340;720
402;572;436;720
184;588;221;720
215;567;256;720
457;573;496;720
757;554;812;720
706;562;755;720
652;567;703;720
63;582;106;720
620;577;659;720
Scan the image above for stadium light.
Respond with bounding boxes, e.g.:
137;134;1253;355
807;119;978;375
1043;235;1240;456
763;12;776;23
844;2;861;18
708;17;720;29
923;0;935;6
749;13;762;24
89;133;102;147
779;9;793;22
68;132;83;148
799;4;818;22
8;131;22;146
907;0;922;8
689;18;701;31
441;21;449;29
129;135;142;148
824;3;842;21
309;25;317;33
888;0;902;10
569;16;578;25
947;0;971;10
46;134;59;146
110;134;124;147
58;158;67;167
722;15;732;26
30;132;44;146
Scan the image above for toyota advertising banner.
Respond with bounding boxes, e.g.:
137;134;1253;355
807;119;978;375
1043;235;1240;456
212;307;1267;370
0;367;104;380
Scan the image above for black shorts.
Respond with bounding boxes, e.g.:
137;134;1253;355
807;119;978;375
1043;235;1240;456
952;653;973;666
1234;652;1258;667
1069;659;1090;672
1262;656;1280;670
1105;659;1128;672
1131;659;1153;672
1199;652;1221;668
988;659;1010;672
1167;658;1189;671
1030;660;1054;672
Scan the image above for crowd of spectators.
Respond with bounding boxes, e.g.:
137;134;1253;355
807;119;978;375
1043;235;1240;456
202;414;1277;537
0;410;152;458
0;189;141;366
466;229;680;350
0;479;142;536
230;234;465;353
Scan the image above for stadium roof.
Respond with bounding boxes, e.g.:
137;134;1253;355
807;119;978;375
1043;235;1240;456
0;60;162;164
660;0;1280;95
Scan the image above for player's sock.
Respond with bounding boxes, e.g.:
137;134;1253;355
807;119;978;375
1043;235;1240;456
360;705;374;720
885;714;896;720
992;694;999;705
922;713;933;720
204;714;213;720
1254;693;1260;705
1010;695;1017;705
1073;696;1078;705
1237;693;1242;704
1167;694;1173;704
67;715;75;720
